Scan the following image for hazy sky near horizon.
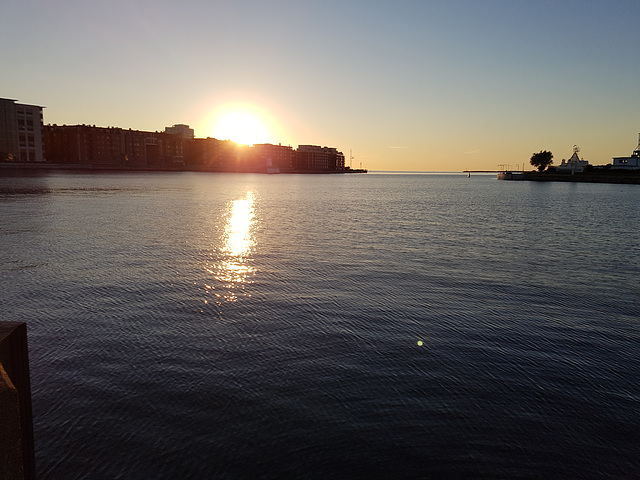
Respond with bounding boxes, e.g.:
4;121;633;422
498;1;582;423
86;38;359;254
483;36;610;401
2;0;639;171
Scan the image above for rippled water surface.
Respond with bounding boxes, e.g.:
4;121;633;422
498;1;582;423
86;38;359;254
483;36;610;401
1;171;639;479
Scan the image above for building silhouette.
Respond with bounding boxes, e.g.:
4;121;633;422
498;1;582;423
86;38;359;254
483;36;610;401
1;97;349;173
612;133;640;170
43;124;347;173
254;143;296;173
297;145;345;171
556;145;589;174
44;125;184;167
165;124;194;140
185;137;239;170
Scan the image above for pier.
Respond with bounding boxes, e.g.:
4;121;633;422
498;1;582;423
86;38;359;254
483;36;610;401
497;171;640;184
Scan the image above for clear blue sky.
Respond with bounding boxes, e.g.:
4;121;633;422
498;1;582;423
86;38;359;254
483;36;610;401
2;0;639;171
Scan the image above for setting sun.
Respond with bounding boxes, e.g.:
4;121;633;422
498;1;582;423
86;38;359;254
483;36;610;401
213;111;269;146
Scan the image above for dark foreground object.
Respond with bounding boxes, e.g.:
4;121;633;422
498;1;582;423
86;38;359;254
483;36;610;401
0;322;35;480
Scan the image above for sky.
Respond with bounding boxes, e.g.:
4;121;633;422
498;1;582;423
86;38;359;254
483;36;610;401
2;0;639;171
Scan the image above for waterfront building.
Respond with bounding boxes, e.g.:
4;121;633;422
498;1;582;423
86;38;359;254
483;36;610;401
0;98;45;162
253;143;296;173
146;131;184;166
45;125;126;165
296;145;345;171
612;134;640;170
43;124;184;166
185;137;238;169
2;97;351;173
556;145;589;174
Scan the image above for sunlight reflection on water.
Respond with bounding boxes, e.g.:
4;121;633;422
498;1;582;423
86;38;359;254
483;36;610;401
205;192;257;302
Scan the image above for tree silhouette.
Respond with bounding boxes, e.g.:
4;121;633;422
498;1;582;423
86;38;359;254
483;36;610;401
530;150;553;172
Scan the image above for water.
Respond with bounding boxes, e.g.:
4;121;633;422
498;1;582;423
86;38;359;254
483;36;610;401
1;171;639;479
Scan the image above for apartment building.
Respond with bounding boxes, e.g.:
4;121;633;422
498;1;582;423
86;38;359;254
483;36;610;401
185;137;240;169
44;124;184;166
0;98;45;162
296;145;345;171
253;143;296;171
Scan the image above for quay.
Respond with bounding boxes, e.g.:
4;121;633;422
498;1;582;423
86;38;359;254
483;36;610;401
497;171;525;180
0;162;366;175
497;171;640;184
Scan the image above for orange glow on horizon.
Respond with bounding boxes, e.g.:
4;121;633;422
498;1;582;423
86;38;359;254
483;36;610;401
195;100;290;146
213;111;269;146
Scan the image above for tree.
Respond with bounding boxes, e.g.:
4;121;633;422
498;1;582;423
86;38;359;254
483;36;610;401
530;150;553;172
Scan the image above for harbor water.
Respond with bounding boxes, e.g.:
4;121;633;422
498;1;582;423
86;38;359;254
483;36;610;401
1;171;639;479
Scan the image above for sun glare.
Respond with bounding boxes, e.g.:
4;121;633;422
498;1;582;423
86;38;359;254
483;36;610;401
213;111;269;146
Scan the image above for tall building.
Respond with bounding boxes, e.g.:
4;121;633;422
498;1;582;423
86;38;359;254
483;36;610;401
0;98;45;162
165;124;194;140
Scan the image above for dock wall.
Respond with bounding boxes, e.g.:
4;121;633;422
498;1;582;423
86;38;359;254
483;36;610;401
498;171;640;184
